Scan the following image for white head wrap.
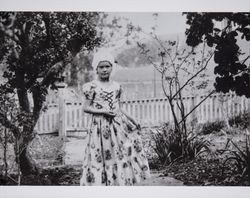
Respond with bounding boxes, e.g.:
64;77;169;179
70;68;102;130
92;49;119;79
92;49;115;71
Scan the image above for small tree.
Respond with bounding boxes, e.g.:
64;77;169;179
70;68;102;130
137;36;214;158
0;12;101;179
115;13;214;160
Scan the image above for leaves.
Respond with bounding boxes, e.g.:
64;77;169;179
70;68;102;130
152;124;211;165
0;12;101;90
0;12;102;119
184;12;250;98
222;135;250;182
0;12;102;175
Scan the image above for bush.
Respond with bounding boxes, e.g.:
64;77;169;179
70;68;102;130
151;124;182;165
29;134;65;166
222;135;250;183
151;123;210;165
229;111;250;129
200;121;225;135
186;133;211;159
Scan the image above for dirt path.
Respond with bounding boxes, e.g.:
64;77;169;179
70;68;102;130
64;137;184;186
136;173;183;186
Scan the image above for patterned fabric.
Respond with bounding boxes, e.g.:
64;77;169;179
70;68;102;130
80;80;150;186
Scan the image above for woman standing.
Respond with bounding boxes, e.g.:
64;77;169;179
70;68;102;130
80;51;150;186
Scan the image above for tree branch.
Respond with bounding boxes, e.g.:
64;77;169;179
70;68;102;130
172;37;180;62
176;49;194;73
137;42;162;73
15;70;31;113
31;87;45;123
241;55;250;65
177;90;216;125
171;51;214;100
0;112;20;138
153;34;175;66
39;61;64;88
161;68;170;100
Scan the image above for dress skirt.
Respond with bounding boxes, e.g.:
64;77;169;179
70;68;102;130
80;112;150;186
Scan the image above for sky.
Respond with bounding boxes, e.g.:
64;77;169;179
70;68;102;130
108;12;188;35
102;12;188;54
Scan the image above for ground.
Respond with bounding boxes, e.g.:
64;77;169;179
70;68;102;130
0;125;249;186
63;135;184;186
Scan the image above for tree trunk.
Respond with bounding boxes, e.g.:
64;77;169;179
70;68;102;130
169;100;180;132
15;71;40;178
4;128;8;178
19;145;38;176
18;122;40;175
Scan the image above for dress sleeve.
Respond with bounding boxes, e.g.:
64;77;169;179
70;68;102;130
82;82;95;101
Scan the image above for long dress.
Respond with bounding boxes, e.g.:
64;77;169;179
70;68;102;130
80;80;150;186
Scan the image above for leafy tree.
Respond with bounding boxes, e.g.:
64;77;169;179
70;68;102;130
0;12;101;179
184;13;250;98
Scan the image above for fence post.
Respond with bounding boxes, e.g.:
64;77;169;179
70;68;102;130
57;82;67;140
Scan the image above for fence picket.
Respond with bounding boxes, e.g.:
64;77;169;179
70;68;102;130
36;93;250;135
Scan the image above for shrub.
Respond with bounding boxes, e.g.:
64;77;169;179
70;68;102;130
29;134;65;166
229;111;250;129
222;135;250;183
151;124;182;165
186;133;211;159
151;123;210;165
200;120;225;135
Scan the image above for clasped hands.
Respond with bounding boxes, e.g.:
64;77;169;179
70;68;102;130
102;109;141;130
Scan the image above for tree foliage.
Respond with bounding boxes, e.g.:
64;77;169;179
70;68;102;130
184;13;250;98
0;12;101;177
66;52;93;87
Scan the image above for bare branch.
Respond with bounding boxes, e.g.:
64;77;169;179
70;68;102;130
153;34;175;66
161;68;170;100
137;42;162;73
178;90;216;125
176;49;194;72
171;51;214;99
172;37;180;62
241;55;250;65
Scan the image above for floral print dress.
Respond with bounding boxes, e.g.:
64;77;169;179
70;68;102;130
80;80;150;186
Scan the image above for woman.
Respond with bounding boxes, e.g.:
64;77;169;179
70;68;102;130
80;51;150;186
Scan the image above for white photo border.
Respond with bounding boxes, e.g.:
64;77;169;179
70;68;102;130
0;0;250;198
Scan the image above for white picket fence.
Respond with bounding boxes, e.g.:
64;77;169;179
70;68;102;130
35;92;250;136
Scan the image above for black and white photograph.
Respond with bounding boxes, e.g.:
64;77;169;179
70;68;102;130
0;0;249;195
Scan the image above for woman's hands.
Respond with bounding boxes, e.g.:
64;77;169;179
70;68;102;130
130;119;141;130
102;110;141;130
86;106;141;129
136;123;141;130
102;110;117;118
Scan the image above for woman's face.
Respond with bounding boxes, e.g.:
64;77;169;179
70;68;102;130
96;61;112;80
